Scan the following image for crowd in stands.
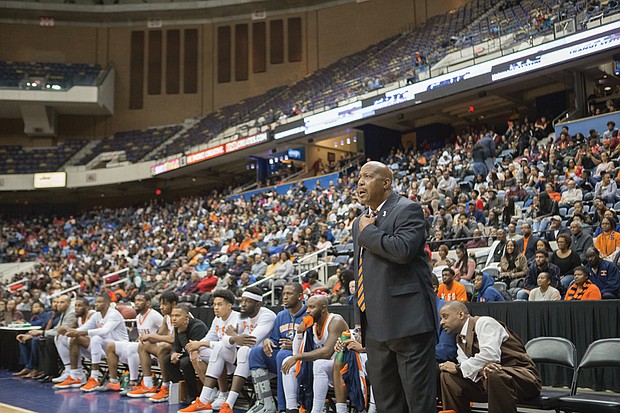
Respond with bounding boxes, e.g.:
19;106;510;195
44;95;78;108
2;115;620;332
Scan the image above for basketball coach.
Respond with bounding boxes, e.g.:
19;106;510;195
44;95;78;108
353;161;438;413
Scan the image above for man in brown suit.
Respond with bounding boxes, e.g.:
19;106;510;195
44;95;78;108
438;301;541;413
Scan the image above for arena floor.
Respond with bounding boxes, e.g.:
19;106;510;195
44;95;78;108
0;370;247;413
0;370;552;413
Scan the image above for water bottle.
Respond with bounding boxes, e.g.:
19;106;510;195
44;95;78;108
120;371;130;390
335;330;352;362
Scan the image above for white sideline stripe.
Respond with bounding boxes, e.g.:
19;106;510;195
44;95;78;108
0;402;37;413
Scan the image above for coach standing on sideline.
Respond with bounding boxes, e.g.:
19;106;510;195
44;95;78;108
353;161;438;413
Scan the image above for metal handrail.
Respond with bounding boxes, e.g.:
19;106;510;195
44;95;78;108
102;268;129;281
5;277;28;290
51;284;80;298
51;267;130;298
243;248;332;304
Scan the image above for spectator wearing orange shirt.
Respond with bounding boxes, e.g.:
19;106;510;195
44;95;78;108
564;266;602;301
594;217;620;258
545;183;561;204
437;268;468;302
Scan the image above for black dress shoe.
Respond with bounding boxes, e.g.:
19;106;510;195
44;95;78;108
33;373;47;380
38;375;52;383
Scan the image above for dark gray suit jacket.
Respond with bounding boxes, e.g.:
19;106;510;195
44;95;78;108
353;192;437;342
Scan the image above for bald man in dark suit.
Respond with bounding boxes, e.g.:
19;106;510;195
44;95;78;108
353;161;437;413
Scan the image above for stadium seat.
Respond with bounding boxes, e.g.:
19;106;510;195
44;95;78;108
333;255;350;266
520;337;577;411
179;293;199;307
493;281;507;293
198;292;213;307
463;282;474;298
481;266;499;278
559;338;620;413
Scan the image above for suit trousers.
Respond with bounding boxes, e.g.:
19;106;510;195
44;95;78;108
163;354;199;399
38;337;60;377
366;331;436;413
440;367;541;413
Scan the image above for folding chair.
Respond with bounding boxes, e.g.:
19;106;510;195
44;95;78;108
559;338;620;413
520;337;577;412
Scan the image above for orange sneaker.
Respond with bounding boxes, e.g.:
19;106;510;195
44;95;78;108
101;381;121;392
149;385;169;403
80;377;100;392
219;402;233;413
54;376;85;389
177;397;213;413
127;383;157;398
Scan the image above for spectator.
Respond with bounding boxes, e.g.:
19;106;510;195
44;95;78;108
585;247;620;299
499;240;528;284
304;270;328;295
565;266;602;301
214;267;230;291
515;223;539;262
328;269;354;304
559;180;582;207
528;272;561;301
490;229;508;263
594;171;619;203
316;234;332;250
196;269;218;293
499;198;521;227
438;267;468;302
517;249;561;300
251;254;268;279
272;251;294;287
531;193;559;233
603;121;618;140
451;244;476;283
438;170;458;199
550;233;582;290
465;229;488;249
594;217;620;259
593;152;615;177
542;216;569;242
434;244;453;267
264;255;279;278
473;272;505;302
451;214;477;240
467;203;485;224
570;220;594;263
1;299;24;326
544;183;561;204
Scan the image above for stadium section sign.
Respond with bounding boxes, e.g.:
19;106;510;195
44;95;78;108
34;172;66;188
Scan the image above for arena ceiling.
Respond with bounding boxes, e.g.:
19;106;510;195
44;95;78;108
0;0;354;25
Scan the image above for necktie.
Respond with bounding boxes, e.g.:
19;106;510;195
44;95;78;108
358;209;378;312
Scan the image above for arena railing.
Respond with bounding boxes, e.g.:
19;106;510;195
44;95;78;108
51;267;130;298
101;268;130;288
244;247;330;304
3;277;28;292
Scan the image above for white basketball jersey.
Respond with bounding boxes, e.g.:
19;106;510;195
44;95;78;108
136;308;164;336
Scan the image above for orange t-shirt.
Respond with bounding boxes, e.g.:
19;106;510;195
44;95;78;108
594;231;620;257
437;282;468;302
